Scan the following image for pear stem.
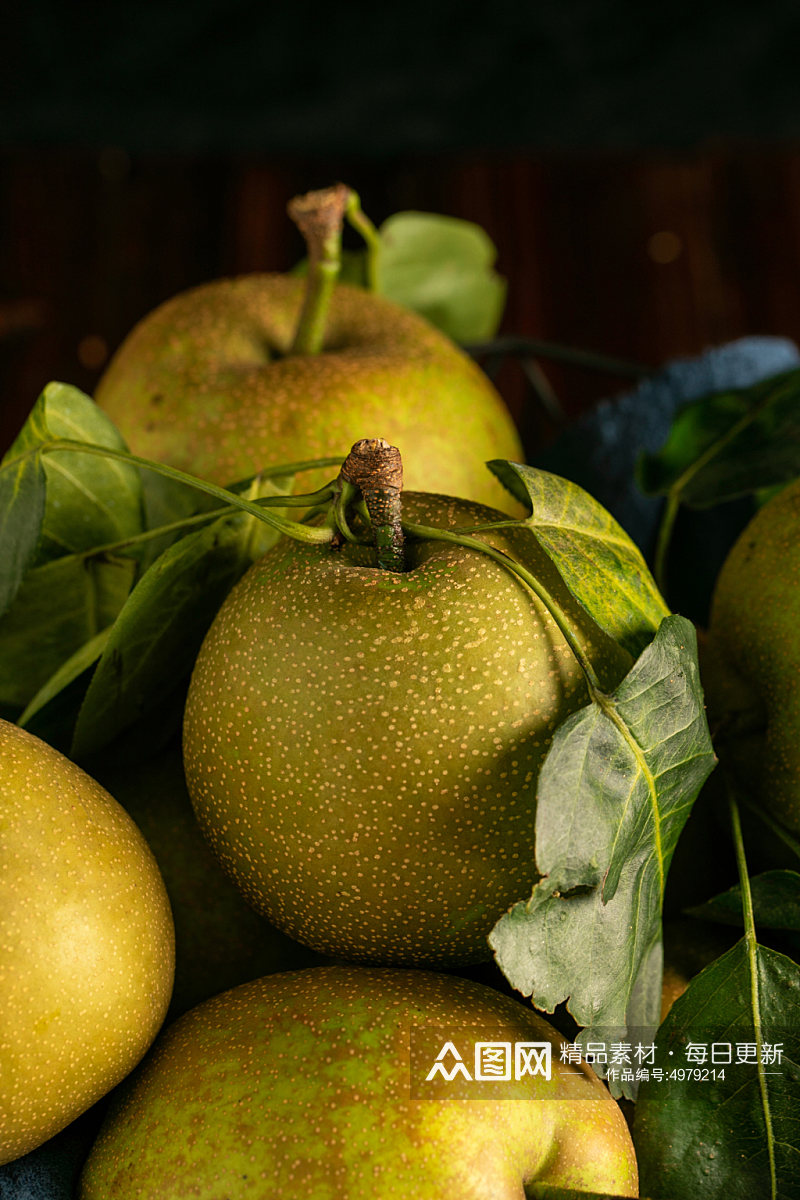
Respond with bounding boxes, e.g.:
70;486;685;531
287;183;350;356
340;439;404;572
344;190;382;292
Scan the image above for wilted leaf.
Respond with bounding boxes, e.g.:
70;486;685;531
638;368;800;508
634;940;800;1199
489;617;716;1050
687;871;800;932
488;462;670;657
0;554;136;708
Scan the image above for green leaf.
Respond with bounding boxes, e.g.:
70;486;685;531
489;617;716;1046
17;628;111;729
0;448;46;617
488;462;670;657
377;211;506;342
0;383;144;682
294;212;506;341
69;519;249;760
70;477;292;762
4;381;144;561
687;871;800;932
624;934;666;1045
135;464;224;572
0;554;136;708
634;940;800;1199
637;367;800;508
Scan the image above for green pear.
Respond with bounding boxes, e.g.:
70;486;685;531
0;720;174;1166
183;491;634;966
704;478;800;837
94;745;325;1017
79;965;639;1199
94;274;523;511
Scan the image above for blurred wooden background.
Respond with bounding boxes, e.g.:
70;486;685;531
3;146;800;459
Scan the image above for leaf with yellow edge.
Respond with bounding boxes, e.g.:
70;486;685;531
488;461;669;657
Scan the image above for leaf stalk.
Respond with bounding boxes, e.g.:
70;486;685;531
402;519;604;692
728;786;778;1200
34;439;338;545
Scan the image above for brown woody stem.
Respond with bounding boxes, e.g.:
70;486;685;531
340;439;404;572
288;183;350;356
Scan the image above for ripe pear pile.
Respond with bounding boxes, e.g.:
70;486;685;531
1;189;645;1195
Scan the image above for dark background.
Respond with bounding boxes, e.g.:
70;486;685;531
4;1;800;454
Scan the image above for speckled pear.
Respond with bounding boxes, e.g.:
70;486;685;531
183;492;633;966
705;478;800;836
94;274;523;511
93;745;325;1018
79;965;639;1199
0;721;174;1166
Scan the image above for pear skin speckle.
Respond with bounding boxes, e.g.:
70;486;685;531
94;275;523;512
79;966;639;1200
0;721;175;1166
183;492;631;966
92;746;325;1019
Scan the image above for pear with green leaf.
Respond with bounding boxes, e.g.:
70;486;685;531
183;440;667;966
95;185;522;511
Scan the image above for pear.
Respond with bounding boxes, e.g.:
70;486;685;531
94;273;523;511
183;491;634;967
93;744;325;1017
79;965;639;1199
704;478;800;837
0;720;174;1166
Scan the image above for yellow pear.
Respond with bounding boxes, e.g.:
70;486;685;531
183;490;634;966
80;966;638;1199
0;721;174;1165
94;274;523;510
